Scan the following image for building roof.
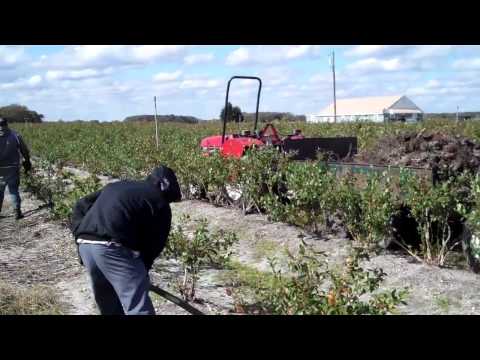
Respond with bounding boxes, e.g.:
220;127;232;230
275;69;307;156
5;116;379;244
316;95;422;116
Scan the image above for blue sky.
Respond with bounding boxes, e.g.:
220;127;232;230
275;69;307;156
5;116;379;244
1;45;479;121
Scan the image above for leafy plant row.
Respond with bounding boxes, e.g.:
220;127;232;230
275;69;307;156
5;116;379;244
20;162;409;315
14;120;480;269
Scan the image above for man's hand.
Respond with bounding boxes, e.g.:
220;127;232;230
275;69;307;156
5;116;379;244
23;160;32;174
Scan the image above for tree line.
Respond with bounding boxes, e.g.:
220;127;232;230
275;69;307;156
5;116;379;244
0;104;44;123
220;102;306;122
0;102;306;124
124;115;200;124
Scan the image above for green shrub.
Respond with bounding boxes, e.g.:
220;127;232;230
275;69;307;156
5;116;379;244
22;162;103;223
229;242;407;315
457;173;480;271
22;159;66;208
52;173;103;221
401;171;468;266
336;172;399;248
263;161;337;233
235;147;288;213
162;216;238;301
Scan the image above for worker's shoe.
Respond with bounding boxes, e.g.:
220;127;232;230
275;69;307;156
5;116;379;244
15;209;24;220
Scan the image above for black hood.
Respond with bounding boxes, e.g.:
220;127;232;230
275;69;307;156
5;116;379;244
145;165;182;203
0;126;10;137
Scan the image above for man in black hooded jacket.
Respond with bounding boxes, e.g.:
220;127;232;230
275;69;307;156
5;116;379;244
71;165;181;315
0;117;32;219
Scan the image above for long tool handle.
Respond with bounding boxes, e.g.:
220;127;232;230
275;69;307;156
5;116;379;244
149;284;205;315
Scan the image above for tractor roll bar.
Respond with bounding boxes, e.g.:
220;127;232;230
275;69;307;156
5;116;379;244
222;76;262;144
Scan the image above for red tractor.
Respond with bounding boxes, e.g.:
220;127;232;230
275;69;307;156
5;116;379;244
197;76;480;273
200;76;357;161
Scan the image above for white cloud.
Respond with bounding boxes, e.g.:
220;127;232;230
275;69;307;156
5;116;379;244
342;45;454;79
35;45;190;70
226;45;323;66
226;47;250;66
0;74;43;90
0;46;27;68
130;45;187;62
4;45;480;120
345;45;391;57
425;79;441;88
285;45;313;59
153;70;183;82
347;57;405;72
453;58;480;70
410;45;453;59
344;45;418;58
184;53;215;65
27;75;42;87
309;73;331;83
261;66;292;86
45;68;113;81
179;78;221;89
345;45;454;63
345;45;452;58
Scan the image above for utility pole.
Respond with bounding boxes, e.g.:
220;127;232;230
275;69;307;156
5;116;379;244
330;50;337;123
154;96;159;149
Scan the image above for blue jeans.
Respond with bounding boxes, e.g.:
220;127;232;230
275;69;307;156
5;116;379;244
0;167;21;213
79;242;155;315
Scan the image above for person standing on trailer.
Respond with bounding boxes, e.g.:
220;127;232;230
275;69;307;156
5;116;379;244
0;117;32;220
70;165;182;315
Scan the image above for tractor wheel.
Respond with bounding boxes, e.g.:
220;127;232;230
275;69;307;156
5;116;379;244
188;183;206;199
460;224;480;273
223;183;268;214
223;184;243;205
387;206;421;251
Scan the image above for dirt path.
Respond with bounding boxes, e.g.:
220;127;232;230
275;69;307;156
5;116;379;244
171;200;480;315
0;190;96;315
2;171;480;314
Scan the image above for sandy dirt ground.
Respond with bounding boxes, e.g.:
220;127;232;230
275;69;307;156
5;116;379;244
2;174;480;315
0;190;96;315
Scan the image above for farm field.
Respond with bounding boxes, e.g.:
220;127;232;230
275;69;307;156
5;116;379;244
4;118;480;315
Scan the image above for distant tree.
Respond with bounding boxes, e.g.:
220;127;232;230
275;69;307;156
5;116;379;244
124;114;199;124
0;104;44;123
220;102;243;122
242;112;306;123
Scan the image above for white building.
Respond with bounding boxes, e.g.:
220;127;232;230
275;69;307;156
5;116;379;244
307;95;423;123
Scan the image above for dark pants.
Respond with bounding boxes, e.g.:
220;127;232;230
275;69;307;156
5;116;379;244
79;242;155;315
0;167;21;214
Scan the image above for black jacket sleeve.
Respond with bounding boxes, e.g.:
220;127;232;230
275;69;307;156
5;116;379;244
70;190;102;236
140;209;172;271
17;134;31;162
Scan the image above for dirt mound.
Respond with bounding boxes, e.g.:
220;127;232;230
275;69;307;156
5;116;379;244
356;129;480;176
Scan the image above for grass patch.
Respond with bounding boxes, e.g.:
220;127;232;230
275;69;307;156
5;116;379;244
215;260;278;313
435;296;451;313
434;295;461;314
218;260;276;288
253;239;282;262
0;281;65;315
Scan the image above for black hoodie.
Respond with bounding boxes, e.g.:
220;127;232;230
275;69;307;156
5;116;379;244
0;126;31;168
71;165;182;270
